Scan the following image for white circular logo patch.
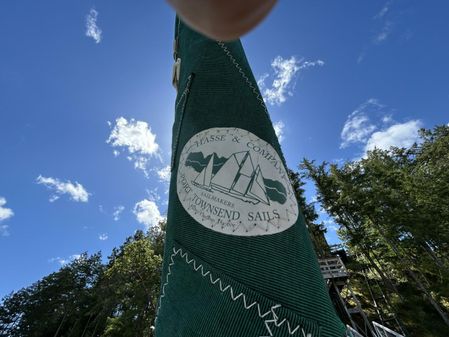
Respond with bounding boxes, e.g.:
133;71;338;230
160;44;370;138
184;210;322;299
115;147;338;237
177;127;298;236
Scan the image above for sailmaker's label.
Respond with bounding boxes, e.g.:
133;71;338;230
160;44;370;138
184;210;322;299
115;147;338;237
177;127;298;236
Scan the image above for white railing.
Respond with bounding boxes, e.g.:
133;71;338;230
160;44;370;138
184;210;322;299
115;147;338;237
319;256;348;279
346;325;365;337
372;321;405;337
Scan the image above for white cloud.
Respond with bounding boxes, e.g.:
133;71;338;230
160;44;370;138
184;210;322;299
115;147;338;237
0;197;13;237
107;117;160;177
258;56;324;106
99;233;108;241
157;165;171;183
107;117;159;155
49;254;81;266
133;199;164;229
364;120;422;153
85;8;102;44
382;115;393;123
340;98;385;148
0;197;14;222
50;257;66;265
112;205;125;221
273;121;285;143
36;176;90;202
340;99;422;156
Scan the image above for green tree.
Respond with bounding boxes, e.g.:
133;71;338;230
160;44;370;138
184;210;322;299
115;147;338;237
99;229;163;337
0;253;105;337
0;223;166;337
287;168;330;258
301;125;449;336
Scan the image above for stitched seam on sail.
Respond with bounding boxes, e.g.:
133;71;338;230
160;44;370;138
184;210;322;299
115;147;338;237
156;246;313;337
171;74;194;171
216;41;270;118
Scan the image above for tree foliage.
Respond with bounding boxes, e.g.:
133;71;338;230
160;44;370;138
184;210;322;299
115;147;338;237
301;125;449;337
288;169;330;258
0;226;165;337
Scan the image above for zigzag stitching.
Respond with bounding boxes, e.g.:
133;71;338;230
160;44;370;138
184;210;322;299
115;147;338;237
156;246;311;337
262;306;311;337
216;41;270;118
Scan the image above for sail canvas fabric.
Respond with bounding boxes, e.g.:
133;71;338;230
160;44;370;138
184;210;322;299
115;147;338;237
155;18;345;337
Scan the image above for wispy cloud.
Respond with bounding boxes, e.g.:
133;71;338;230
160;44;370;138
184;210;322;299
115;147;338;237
107;117;160;177
340;99;384;148
374;1;394;44
0;225;10;237
112;205;125;221
358;1;397;63
374;21;393;44
374;0;392;19
99;233;108;241
36;176;90;202
340;99;422;156
85;8;102;44
133;199;164;230
258;56;324;106
273;120;285;143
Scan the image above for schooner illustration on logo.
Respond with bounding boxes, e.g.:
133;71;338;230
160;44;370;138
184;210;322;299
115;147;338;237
192;151;270;205
177;127;298;236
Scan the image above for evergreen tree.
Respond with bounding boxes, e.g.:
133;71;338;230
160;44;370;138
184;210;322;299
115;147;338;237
0;225;165;337
301;125;449;337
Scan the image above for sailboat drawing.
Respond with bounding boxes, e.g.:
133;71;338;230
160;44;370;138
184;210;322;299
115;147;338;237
192;153;214;191
191;151;270;205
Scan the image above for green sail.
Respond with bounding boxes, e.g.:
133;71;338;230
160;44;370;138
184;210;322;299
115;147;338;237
155;17;345;337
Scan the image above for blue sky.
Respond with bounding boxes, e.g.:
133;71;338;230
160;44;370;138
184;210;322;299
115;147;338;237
1;0;448;298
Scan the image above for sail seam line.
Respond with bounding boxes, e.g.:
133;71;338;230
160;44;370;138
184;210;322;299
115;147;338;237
172;74;194;171
156;246;311;337
216;41;270;118
175;74;193;110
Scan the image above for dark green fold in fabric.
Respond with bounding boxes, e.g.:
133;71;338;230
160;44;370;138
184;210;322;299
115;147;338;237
155;17;345;337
